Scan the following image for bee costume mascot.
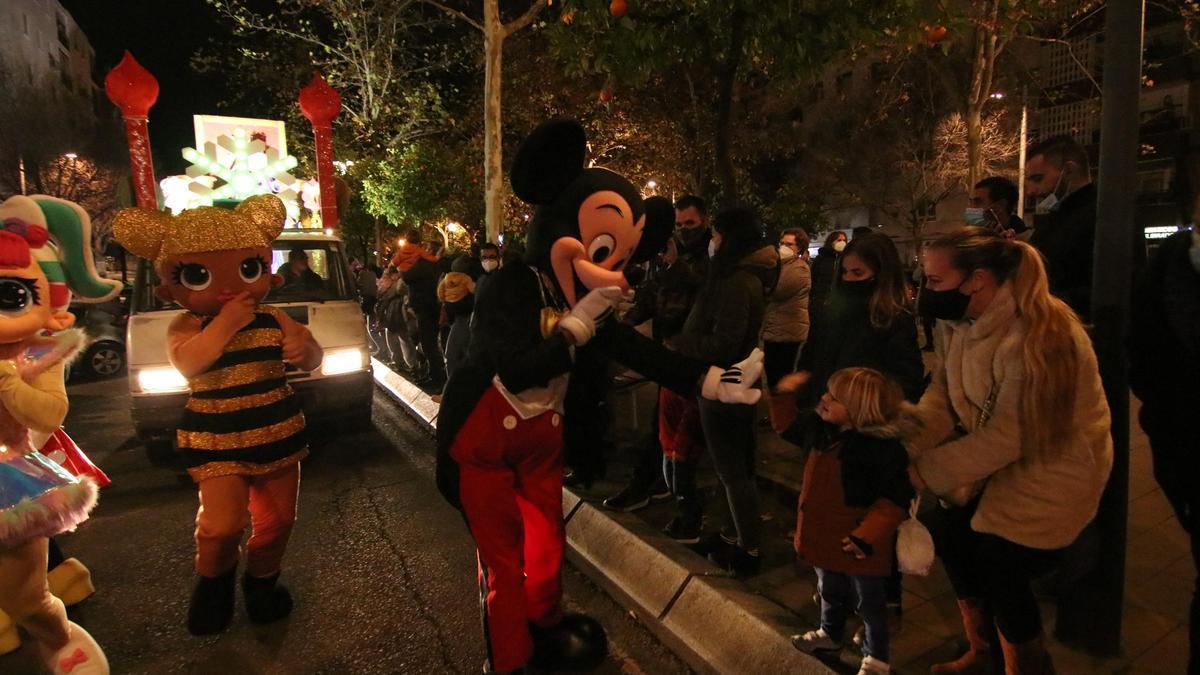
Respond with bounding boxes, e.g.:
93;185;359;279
112;195;323;636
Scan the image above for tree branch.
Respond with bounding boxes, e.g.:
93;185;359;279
503;0;548;38
418;0;482;31
1019;35;1103;96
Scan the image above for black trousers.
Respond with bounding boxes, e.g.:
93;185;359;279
927;499;1061;643
627;395;663;491
1140;403;1199;674
414;309;445;382
698;399;760;551
762;340;802;390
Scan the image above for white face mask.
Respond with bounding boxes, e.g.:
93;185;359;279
779;245;796;261
832;240;847;253
481;259;499;273
1036;168;1068;214
708;239;720;259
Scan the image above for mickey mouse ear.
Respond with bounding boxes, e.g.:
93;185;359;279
632;196;675;263
510;119;587;205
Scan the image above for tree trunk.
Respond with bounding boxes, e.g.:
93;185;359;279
374;215;385;267
966;104;984;188
483;0;504;244
713;9;747;202
965;3;999;188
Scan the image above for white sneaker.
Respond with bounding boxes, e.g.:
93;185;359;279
790;627;841;654
41;622;109;675
857;655;890;675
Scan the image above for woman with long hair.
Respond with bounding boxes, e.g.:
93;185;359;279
672;205;779;576
779;232;925;418
910;227;1112;674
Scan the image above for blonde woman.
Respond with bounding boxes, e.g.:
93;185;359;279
909;227;1112;674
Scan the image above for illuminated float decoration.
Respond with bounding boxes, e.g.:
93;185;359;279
160;115;311;227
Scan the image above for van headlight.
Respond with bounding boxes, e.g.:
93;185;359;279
321;348;367;376
135;366;189;394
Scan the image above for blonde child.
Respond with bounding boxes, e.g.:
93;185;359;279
790;367;916;675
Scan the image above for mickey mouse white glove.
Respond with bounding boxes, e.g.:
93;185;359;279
701;348;764;405
558;286;624;346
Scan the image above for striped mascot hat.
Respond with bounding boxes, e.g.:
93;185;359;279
1;195;123;311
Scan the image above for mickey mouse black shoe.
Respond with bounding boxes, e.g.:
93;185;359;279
529;613;608;671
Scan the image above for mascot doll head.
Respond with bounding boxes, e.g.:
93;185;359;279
0;196;122;357
511;119;674;307
113;195;286;317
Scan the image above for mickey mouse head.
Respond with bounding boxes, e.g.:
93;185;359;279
511;119;673;307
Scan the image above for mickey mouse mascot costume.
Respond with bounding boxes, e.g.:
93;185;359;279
436;120;763;673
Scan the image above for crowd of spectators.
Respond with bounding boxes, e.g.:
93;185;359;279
355;132;1198;674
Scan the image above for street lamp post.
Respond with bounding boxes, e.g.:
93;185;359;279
1017;89;1028;219
993;90;1029;218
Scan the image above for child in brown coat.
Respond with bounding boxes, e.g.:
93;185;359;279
790;367;916;675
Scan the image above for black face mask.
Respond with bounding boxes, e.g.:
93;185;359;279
918;282;972;321
677;227;708;251
837;277;876;297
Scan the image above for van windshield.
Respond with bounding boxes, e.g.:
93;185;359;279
132;239;355;312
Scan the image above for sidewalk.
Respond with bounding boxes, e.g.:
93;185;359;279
375;357;1191;674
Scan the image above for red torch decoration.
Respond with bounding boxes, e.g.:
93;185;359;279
104;51;160;209
298;71;342;231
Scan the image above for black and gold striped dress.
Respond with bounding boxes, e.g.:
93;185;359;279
178;307;309;482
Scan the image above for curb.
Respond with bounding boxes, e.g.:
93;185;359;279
372;360;834;675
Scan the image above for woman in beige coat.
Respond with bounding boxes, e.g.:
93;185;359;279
909;227;1112;675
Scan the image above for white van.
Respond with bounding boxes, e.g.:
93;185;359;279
126;229;373;446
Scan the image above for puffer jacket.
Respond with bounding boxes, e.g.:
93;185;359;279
762;256;811;344
911;284;1113;550
673;244;779;368
794;414;916;577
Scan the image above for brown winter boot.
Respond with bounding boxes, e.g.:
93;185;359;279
931;599;997;675
998;633;1056;675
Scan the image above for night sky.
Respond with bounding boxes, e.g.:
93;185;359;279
61;0;261;174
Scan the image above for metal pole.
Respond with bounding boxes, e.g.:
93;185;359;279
1054;0;1143;656
1017;91;1028;220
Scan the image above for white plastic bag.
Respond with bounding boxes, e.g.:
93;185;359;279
897;496;935;576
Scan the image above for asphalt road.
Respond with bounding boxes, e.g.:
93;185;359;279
0;376;688;675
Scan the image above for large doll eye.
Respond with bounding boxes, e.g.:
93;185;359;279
174;263;212;291
239;257;266;284
0;278;39;316
588;234;616;264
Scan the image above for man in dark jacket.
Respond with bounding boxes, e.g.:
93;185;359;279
1026;135;1097;321
970;176;1028;238
1128;219;1200;674
603;223;709;512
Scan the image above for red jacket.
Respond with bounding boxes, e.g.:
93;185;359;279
794;423;913;577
